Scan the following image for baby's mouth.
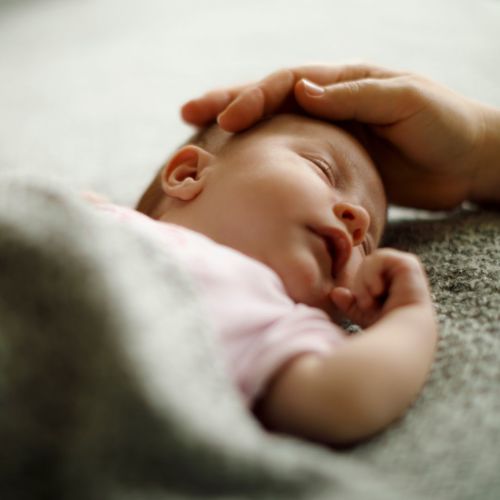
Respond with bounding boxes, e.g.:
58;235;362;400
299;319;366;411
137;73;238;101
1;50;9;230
310;226;352;278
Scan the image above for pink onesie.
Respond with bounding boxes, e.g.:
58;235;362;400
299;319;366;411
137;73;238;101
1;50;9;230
94;202;346;407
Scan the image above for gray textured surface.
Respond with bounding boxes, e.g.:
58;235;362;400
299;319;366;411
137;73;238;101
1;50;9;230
357;211;500;499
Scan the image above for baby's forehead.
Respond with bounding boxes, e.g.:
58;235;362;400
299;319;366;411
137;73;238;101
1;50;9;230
256;115;374;179
254;113;349;136
214;114;361;157
251;115;367;161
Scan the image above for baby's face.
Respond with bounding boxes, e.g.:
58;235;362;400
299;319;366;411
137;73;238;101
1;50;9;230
170;114;386;318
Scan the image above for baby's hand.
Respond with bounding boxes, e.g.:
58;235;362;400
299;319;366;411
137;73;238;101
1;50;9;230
331;249;432;328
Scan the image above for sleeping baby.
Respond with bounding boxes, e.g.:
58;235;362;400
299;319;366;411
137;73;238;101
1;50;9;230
88;113;438;446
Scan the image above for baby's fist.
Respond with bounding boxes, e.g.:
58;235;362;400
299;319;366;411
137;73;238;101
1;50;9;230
331;249;432;328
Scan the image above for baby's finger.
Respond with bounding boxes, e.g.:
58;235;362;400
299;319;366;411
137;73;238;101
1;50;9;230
362;256;387;298
330;287;356;316
347;271;366;309
351;257;386;310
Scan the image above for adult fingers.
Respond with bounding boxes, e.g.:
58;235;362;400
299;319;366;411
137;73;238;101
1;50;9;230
294;75;423;125
217;64;403;131
182;63;402;129
291;62;401;85
181;69;295;129
217;69;296;131
181;85;248;126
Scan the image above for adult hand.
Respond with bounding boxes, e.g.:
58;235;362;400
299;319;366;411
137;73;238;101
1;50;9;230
182;64;500;210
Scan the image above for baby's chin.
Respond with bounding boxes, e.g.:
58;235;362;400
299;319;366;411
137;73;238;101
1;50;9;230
275;253;357;324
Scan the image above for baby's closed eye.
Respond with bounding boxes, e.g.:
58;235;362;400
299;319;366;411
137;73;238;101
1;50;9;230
303;154;336;186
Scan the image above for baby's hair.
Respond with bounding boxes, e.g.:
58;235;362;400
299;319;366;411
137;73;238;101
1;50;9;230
136;124;231;216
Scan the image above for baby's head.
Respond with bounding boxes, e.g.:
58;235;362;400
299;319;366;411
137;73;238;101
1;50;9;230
137;114;386;318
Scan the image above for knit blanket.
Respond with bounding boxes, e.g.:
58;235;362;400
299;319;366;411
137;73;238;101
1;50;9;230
1;176;499;500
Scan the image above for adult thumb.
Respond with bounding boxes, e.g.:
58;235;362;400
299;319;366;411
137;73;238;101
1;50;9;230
295;78;413;125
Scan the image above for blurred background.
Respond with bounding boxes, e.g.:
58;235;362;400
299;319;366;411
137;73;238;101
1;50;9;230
1;0;499;205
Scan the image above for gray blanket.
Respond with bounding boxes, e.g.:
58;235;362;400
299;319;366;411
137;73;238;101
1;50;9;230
1;177;500;500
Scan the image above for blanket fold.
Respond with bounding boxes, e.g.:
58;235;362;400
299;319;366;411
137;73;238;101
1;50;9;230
1;177;499;499
0;178;402;500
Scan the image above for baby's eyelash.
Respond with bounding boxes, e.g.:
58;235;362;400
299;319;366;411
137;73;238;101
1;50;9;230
309;158;335;185
362;239;370;255
364;236;375;255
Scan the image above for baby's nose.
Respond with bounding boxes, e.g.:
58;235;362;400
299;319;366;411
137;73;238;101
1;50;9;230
333;202;370;246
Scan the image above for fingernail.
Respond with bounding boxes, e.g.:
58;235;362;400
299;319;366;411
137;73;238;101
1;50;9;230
302;79;325;97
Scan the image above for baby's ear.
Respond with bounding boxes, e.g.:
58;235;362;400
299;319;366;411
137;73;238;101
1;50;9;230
161;145;215;201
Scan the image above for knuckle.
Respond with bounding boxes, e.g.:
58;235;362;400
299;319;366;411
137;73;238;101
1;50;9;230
406;253;422;266
278;67;296;83
338;81;364;119
266;68;293;85
373;247;400;259
260;68;295;113
204;89;225;99
344;80;362;97
407;71;429;84
376;248;422;266
401;253;425;273
353;61;374;77
345;60;375;75
396;75;424;100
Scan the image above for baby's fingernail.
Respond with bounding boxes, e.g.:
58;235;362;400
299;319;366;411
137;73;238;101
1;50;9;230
302;79;325;97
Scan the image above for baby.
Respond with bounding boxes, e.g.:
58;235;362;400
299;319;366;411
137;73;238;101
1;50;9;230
90;113;437;446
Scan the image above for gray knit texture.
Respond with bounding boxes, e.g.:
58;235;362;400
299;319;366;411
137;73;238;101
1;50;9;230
1;178;499;500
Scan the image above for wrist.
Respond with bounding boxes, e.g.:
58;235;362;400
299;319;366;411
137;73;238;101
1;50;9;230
370;302;438;359
469;105;500;206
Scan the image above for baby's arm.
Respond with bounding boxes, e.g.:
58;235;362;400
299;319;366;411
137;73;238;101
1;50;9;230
254;249;437;446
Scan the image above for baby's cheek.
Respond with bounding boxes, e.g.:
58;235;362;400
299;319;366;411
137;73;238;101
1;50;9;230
335;248;364;289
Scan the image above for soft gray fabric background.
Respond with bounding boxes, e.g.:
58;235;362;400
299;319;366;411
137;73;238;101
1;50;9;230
1;0;499;204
